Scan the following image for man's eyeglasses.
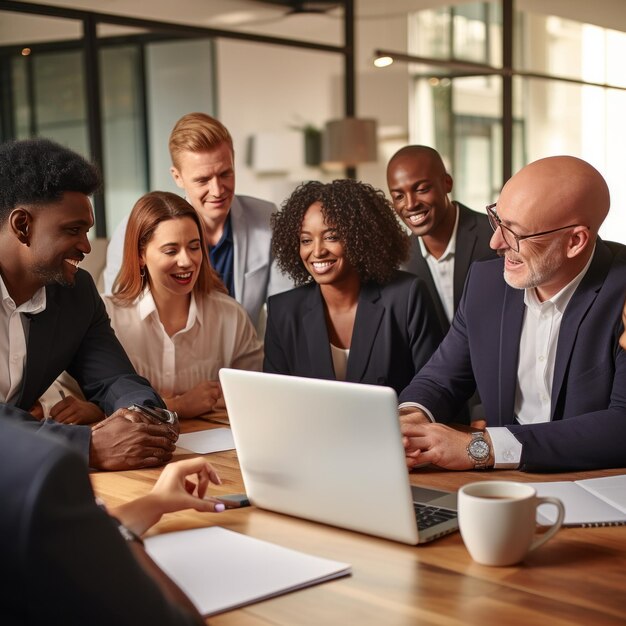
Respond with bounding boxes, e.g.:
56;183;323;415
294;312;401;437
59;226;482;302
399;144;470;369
486;203;586;253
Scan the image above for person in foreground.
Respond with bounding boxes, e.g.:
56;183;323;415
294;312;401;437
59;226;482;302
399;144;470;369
265;179;441;395
399;155;626;472
104;112;292;327
387;145;494;334
0;418;227;626
58;191;262;421
0;138;177;470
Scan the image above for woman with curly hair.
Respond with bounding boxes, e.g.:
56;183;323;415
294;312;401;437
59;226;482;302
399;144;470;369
264;179;442;394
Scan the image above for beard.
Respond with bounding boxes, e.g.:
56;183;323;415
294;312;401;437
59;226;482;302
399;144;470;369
32;262;75;288
501;236;566;291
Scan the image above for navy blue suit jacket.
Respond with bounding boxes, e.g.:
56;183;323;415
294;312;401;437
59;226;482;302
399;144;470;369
0;270;163;458
399;239;626;471
264;271;442;395
0;419;197;626
402;202;495;334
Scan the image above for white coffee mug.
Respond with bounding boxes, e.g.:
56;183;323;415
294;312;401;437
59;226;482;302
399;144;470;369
458;481;565;566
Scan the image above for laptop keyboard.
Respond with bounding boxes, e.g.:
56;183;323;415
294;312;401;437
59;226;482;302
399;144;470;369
414;503;458;531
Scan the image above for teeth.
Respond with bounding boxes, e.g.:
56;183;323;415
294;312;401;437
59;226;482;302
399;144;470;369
174;272;192;279
312;262;334;268
65;259;79;267
408;213;428;225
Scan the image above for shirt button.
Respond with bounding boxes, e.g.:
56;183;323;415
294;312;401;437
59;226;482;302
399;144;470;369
538;355;545;362
541;394;549;403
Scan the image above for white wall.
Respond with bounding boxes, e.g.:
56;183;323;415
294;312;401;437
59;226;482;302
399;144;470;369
216;39;343;209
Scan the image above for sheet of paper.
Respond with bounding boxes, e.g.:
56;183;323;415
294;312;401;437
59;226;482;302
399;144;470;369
177;428;235;454
529;481;626;525
145;526;351;616
577;474;626;514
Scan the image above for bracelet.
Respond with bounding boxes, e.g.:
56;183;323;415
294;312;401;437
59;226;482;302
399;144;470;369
116;520;145;546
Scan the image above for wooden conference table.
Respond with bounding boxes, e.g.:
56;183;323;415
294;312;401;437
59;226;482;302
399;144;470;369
91;418;626;626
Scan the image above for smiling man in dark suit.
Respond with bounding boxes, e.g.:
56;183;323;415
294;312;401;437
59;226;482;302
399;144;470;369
399;155;626;472
0;138;177;470
387;145;494;334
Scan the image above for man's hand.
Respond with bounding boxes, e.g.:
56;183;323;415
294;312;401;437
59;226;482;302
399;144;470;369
165;381;222;419
401;422;493;471
50;396;105;425
89;409;178;470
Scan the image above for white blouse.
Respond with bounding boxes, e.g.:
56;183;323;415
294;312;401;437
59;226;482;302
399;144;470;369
103;289;263;398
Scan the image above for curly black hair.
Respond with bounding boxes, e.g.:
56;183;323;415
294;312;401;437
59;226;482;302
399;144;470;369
271;179;409;286
0;138;101;225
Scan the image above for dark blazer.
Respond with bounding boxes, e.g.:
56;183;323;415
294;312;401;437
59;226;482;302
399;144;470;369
402;202;495;333
0;419;198;626
0;269;163;458
399;239;626;472
264;271;442;395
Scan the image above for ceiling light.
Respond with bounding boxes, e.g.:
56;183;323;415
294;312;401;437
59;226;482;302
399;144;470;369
374;55;393;68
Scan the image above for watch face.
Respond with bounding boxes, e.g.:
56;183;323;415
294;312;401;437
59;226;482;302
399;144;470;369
469;438;490;461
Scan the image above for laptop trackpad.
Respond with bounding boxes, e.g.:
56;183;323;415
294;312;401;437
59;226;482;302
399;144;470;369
411;485;458;511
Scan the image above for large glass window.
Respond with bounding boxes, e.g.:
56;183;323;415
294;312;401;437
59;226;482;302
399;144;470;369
408;2;626;243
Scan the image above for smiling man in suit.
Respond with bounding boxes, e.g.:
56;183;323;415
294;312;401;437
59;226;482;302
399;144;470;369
387;145;494;334
104;112;291;327
0;138;177;470
398;155;626;472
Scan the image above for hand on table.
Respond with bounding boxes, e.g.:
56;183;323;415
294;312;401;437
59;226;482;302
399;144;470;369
165;381;222;419
110;457;236;536
401;420;490;471
50;396;105;424
89;408;179;470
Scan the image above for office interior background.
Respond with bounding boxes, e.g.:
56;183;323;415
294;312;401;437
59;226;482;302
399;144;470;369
1;0;625;244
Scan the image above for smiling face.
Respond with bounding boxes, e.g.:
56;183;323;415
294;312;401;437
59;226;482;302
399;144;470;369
299;202;358;287
141;217;202;301
170;143;235;228
387;152;455;240
27;191;93;288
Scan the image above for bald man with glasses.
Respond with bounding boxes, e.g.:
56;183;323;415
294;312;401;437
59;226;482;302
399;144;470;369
398;155;626;472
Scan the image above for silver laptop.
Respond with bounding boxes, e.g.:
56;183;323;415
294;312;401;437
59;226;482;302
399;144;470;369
219;369;458;545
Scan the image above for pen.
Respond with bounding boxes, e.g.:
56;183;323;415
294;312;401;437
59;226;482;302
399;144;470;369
58;388;66;400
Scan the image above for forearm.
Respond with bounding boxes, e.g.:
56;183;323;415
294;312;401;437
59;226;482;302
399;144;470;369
109;493;165;537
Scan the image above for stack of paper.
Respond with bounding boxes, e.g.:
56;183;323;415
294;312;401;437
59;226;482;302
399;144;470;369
145;526;351;616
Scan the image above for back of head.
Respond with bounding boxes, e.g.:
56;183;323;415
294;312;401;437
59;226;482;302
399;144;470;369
168;112;233;169
500;155;610;235
113;190;225;303
0;138;100;226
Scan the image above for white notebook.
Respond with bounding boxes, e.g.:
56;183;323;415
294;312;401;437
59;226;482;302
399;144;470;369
530;474;626;527
145;526;351;616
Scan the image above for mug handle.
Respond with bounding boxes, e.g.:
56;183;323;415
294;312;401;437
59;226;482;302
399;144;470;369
530;496;565;552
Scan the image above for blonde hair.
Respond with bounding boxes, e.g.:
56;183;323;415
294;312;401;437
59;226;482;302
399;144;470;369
168;112;234;168
112;191;226;305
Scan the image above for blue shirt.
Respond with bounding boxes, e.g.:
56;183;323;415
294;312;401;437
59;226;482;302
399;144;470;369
209;213;235;297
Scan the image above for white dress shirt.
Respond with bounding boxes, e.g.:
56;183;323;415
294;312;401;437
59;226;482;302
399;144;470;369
103;289;263;398
0;275;46;404
488;251;595;467
418;203;459;324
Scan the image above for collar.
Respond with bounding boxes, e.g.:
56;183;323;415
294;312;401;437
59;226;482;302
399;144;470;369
418;202;460;261
0;273;46;314
524;246;596;315
210;212;233;251
137;288;200;331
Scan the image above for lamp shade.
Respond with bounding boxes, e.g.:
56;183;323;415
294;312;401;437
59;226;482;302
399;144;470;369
322;118;378;167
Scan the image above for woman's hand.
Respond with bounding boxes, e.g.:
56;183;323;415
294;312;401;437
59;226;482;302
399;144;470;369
109;457;231;536
164;381;222;419
50;396;105;424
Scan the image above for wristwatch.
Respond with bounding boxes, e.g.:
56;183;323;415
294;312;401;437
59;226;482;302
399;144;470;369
467;432;491;469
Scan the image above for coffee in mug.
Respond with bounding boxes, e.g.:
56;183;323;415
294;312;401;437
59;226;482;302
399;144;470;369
458;481;565;566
